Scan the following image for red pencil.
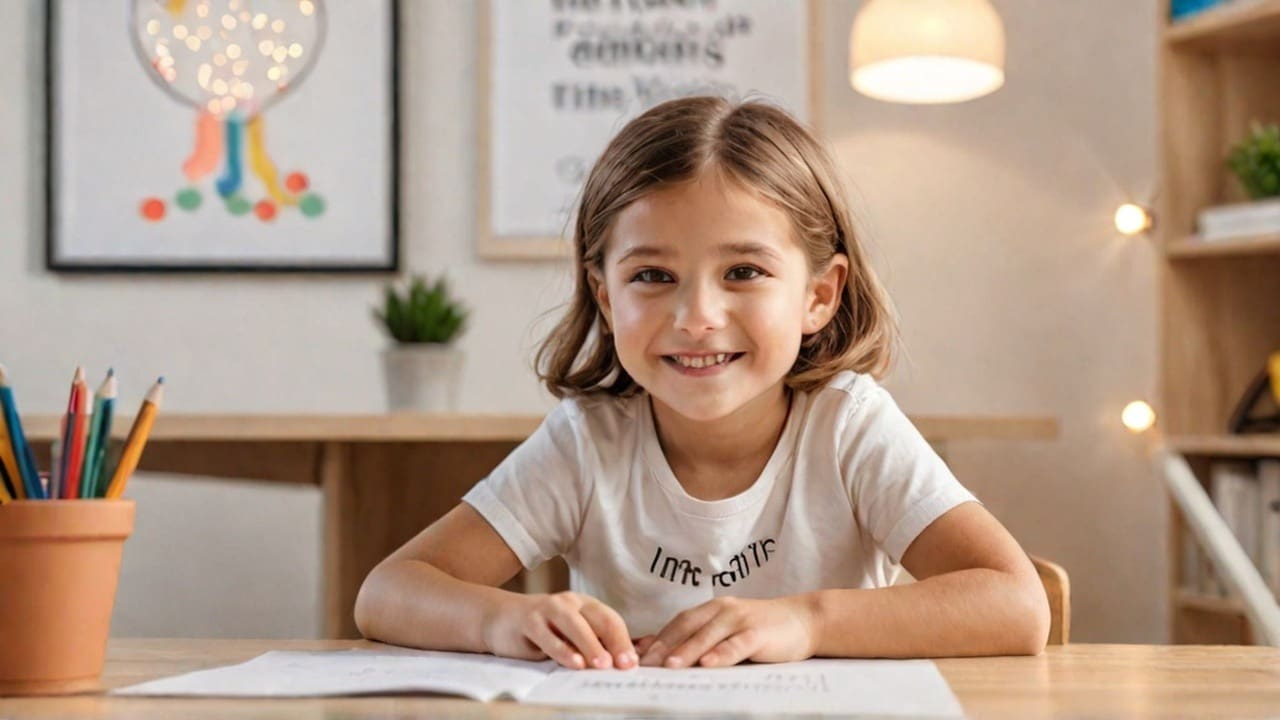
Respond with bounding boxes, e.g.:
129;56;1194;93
63;378;91;499
56;368;83;499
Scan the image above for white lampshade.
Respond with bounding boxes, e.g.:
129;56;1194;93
850;0;1006;104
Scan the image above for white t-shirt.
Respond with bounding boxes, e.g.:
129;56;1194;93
463;370;978;636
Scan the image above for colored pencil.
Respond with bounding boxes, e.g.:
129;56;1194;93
80;370;117;499
0;458;11;504
63;375;91;499
105;377;163;499
54;368;84;500
50;437;63;500
0;398;21;500
0;409;18;499
0;365;41;499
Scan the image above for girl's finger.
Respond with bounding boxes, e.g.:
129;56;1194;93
640;602;720;667
663;610;736;669
698;630;756;668
526;621;586;669
633;635;656;656
581;601;637;668
549;608;612;669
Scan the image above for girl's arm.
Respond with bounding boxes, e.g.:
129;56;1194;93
808;501;1050;658
638;502;1049;667
354;503;637;669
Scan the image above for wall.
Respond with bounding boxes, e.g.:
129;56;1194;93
0;0;1160;642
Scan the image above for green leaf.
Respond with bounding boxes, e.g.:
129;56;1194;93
1228;122;1280;200
373;273;469;344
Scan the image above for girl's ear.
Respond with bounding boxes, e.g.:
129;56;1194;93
586;266;613;332
803;254;849;335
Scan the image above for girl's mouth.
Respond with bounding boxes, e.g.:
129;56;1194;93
662;352;745;376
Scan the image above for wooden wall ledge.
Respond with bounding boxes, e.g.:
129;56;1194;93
23;413;1059;444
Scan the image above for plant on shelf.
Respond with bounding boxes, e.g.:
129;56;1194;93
374;275;468;344
374;274;469;412
1227;122;1280;200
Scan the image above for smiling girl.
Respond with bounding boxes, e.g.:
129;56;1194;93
354;96;1049;670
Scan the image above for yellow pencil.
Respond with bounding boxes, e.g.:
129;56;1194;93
0;405;23;500
105;377;164;500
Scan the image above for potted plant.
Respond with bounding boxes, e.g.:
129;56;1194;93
1198;122;1280;242
1227;122;1280;200
374;274;468;412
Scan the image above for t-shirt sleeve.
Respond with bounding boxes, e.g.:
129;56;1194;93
838;384;979;566
461;400;589;570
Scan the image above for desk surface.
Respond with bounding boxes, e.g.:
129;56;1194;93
24;413;1060;443
1;639;1277;718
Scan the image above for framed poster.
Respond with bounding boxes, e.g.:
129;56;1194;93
479;0;821;260
47;0;400;273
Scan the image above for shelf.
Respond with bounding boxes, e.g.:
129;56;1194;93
1165;0;1280;50
21;413;1059;444
1168;434;1280;457
1166;233;1280;259
1175;589;1246;615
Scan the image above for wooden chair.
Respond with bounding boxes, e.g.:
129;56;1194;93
1031;555;1071;645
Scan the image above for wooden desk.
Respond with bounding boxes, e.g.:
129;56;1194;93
25;413;1059;639
1;639;1277;718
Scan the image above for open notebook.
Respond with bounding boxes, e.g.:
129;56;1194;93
114;647;964;716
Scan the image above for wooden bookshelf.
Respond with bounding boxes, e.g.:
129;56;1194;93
1169;434;1280;458
1159;0;1280;645
1164;0;1280;49
1166;233;1280;259
1175;588;1245;614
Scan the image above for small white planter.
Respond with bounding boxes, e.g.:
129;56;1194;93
381;344;462;412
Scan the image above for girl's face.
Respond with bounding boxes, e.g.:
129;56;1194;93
590;169;847;423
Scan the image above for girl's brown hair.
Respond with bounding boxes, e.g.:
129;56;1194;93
536;95;898;398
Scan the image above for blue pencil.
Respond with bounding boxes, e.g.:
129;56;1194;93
0;364;41;499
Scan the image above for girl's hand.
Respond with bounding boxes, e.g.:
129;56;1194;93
638;596;819;668
484;591;638;670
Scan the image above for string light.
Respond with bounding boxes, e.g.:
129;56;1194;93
1122;401;1157;433
1115;203;1154;236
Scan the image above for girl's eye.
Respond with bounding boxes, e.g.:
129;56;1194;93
630;269;674;283
726;266;765;281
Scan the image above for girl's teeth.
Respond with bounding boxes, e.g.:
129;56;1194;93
672;354;733;369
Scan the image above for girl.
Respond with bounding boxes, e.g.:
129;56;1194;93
355;96;1049;671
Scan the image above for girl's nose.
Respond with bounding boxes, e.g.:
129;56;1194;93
672;282;727;337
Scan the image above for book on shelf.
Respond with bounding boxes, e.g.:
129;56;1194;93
1196;199;1280;242
1194;460;1278;600
1169;0;1229;22
1181;530;1202;592
1261;460;1280;597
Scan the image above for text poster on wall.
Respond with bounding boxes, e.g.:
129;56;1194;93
482;0;815;258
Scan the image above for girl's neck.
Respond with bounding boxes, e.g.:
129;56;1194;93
649;382;792;499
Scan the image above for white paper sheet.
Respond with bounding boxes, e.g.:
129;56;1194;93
112;649;554;701
524;659;964;717
113;649;965;717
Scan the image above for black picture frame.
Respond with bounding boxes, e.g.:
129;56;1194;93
45;0;401;274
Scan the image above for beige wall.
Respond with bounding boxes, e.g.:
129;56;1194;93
0;0;1161;641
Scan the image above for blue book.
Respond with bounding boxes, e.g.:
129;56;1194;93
1171;0;1224;21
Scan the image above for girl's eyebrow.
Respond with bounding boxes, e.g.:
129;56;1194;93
720;241;783;262
614;241;782;264
614;244;668;264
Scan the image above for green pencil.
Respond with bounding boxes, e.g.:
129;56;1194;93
80;370;116;499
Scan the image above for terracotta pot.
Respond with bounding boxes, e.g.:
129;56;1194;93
0;499;135;696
